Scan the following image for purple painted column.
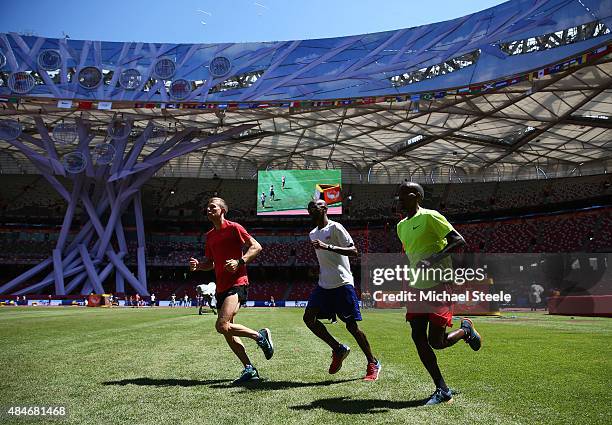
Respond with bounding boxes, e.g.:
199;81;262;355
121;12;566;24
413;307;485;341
16;260;100;295
114;217;128;295
56;178;83;252
52;249;66;295
78;244;104;294
134;192;147;291
107;250;148;295
0;258;53;294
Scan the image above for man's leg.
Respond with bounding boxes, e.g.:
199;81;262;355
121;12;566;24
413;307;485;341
345;321;376;364
409;318;448;391
304;307;350;374
215;294;260;340
216;292;273;363
303;307;341;351
224;319;253;367
427;324;466;350
216;294;254;367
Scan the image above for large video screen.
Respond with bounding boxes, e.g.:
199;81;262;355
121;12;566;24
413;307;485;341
257;170;342;216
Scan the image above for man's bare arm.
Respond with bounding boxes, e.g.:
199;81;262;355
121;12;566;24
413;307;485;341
224;237;262;273
241;237;262;263
416;230;466;267
311;239;359;257
189;257;214;271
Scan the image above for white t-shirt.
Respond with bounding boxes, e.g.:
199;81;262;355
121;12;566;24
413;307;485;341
529;284;544;303
197;282;216;296
309;220;355;289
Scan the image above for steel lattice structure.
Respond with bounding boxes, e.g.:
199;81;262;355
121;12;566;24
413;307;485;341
0;0;612;294
0;119;253;295
0;0;611;182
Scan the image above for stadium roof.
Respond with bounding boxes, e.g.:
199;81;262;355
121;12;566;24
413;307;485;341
1;0;611;183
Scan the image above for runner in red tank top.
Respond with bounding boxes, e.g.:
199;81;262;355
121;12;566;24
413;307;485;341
189;197;274;384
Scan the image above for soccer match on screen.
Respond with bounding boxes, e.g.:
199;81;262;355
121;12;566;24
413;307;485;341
0;0;611;424
257;170;342;215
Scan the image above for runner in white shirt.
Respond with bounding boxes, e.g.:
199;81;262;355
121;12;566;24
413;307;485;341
303;199;381;381
196;282;217;315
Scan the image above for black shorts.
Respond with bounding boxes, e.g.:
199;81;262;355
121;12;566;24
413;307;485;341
216;285;248;309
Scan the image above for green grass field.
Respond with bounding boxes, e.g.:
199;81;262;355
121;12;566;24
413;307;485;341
257;170;341;214
1;307;610;424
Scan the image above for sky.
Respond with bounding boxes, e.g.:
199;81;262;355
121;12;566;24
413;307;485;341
1;0;508;44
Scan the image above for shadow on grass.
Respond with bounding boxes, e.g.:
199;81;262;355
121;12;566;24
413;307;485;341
102;377;360;391
102;378;232;387
221;378;361;391
290;396;428;413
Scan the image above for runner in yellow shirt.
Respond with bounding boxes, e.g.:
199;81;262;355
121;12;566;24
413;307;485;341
396;181;482;405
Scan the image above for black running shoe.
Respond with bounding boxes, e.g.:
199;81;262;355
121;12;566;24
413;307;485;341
232;365;260;385
257;328;274;360
425;387;453;405
461;318;482;351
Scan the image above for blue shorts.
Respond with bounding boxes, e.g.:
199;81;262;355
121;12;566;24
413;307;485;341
307;284;362;322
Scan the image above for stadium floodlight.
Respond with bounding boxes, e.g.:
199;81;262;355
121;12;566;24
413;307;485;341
209;56;232;78
91;143;116;165
78;67;103;89
0;119;22;141
62;151;87;173
37;50;62;71
52;122;78;145
500;126;536;145
169;79;192;100
8;72;36;94
153;58;176;80
119;68;142;90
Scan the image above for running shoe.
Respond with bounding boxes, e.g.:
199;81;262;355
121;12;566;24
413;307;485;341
461;318;482;351
329;344;350;374
425;387;453;405
257;328;274;360
232;365;260;385
363;360;381;381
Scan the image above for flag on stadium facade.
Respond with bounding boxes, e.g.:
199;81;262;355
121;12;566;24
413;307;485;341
57;100;73;108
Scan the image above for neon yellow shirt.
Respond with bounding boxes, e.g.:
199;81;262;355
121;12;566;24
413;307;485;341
396;207;455;288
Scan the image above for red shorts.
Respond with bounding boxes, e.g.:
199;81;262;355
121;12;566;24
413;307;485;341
405;310;453;328
404;284;454;328
406;303;453;328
